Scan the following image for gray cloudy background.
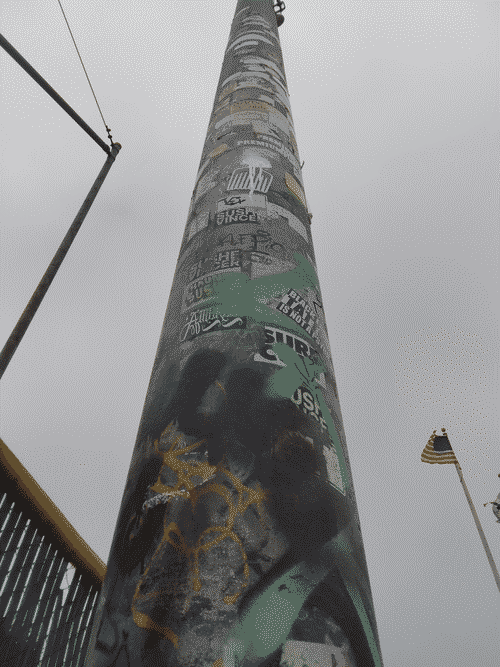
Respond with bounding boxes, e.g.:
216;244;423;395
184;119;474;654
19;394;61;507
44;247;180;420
1;0;499;665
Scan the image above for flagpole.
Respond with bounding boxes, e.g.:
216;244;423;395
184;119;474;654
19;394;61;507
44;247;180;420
454;461;500;593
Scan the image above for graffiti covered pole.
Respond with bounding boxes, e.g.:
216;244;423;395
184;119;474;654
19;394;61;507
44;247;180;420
85;2;384;667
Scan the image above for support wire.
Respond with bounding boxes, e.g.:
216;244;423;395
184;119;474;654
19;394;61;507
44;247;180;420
57;0;114;145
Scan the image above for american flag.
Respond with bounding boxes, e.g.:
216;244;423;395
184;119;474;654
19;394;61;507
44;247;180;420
421;431;459;465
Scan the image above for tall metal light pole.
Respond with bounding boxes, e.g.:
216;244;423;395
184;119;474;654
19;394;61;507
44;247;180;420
85;2;384;666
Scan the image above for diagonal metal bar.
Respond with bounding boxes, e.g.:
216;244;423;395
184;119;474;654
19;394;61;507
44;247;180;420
0;516;31;607
11;538;52;635
9;536;50;631
65;599;91;666
29;554;67;636
38;588;64;666
0;504;22;573
0;526;41;621
45;569;84;667
0;493;11;529
75;587;100;667
19;551;67;667
65;583;95;667
0;142;121;380
73;589;99;667
0;33;110;154
61;575;91;664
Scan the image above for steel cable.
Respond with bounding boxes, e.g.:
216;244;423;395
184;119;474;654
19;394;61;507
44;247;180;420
56;0;114;145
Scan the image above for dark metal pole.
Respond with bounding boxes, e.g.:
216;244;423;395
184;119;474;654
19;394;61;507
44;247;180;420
84;2;384;667
0;143;121;380
0;32;110;154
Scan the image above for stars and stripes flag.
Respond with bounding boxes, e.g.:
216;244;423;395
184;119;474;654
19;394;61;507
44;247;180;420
420;428;500;593
421;430;459;465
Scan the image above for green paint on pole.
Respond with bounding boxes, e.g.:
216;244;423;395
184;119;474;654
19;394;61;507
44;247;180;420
83;2;384;666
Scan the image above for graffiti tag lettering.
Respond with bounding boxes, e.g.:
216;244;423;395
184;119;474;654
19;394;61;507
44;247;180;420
184;275;214;309
217;231;284;254
187;249;275;283
215;207;259;226
180;309;246;343
290;385;327;429
276;289;316;334
255;326;319;366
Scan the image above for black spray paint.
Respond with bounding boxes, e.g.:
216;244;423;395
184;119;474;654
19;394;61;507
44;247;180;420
84;2;384;666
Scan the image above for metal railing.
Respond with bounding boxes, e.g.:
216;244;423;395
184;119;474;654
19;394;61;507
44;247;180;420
0;439;105;666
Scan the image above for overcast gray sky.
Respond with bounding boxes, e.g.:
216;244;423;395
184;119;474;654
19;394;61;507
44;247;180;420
1;1;499;665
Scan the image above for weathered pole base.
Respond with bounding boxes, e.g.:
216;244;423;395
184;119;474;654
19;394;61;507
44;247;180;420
84;2;383;666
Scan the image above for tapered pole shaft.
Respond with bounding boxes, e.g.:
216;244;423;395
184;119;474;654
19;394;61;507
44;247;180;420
454;463;500;593
84;3;383;666
0;143;121;380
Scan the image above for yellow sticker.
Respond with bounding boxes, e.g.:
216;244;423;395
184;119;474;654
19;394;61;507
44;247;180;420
209;143;229;160
230;99;273;115
285;172;307;209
